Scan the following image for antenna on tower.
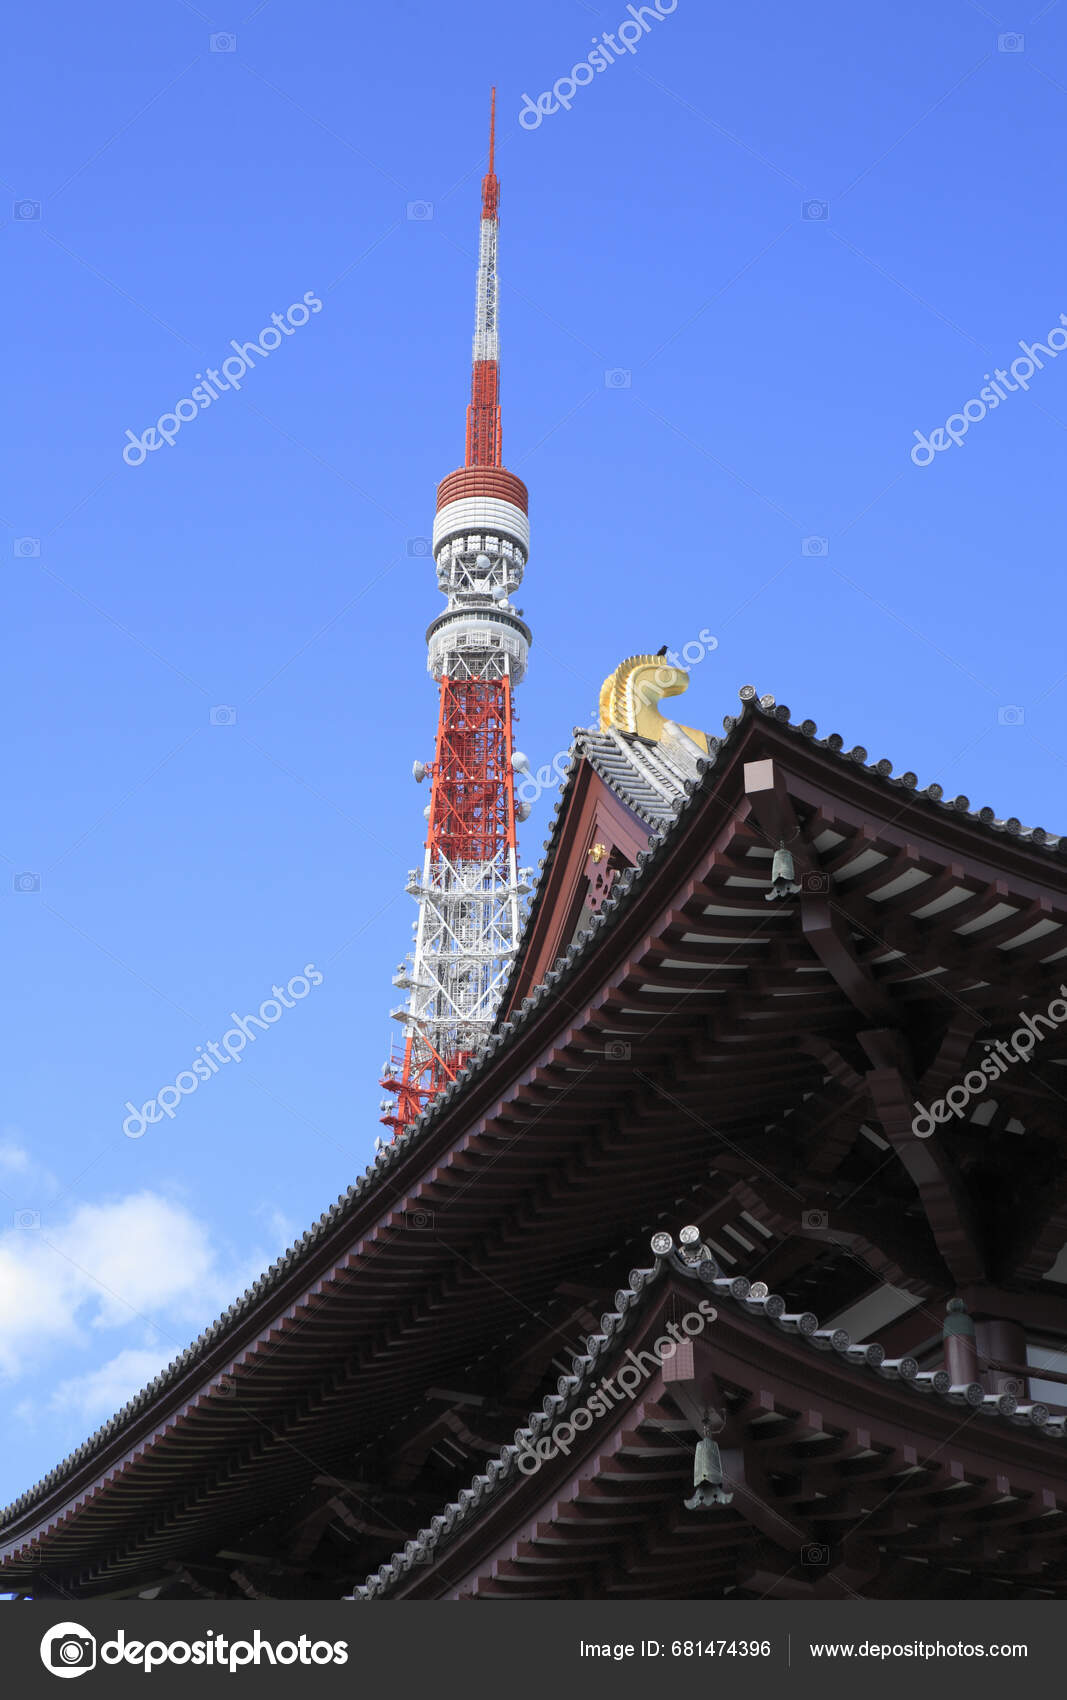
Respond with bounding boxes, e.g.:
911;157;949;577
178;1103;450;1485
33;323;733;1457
481;86;499;217
467;85;502;468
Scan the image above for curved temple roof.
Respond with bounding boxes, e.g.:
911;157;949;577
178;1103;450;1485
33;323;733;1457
3;687;1066;1593
352;1233;1066;1601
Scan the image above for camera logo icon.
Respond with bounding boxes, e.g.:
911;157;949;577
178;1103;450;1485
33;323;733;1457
406;1208;435;1231
14;200;41;220
604;368;632;389
802;870;829;894
1000;1377;1024;1398
604;1040;631;1061
14;872;41;893
14;1208;40;1230
14;538;41;557
801;536;828;557
407;201;434;221
998;704;1024;726
802;1543;830;1566
40;1622;97;1678
802;1209;829;1231
209;32;236;51
802;200;829;220
998;32;1024;52
209;705;237;727
407;537;432;557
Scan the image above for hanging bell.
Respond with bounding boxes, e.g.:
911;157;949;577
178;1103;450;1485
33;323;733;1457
765;840;802;902
684;1435;734;1509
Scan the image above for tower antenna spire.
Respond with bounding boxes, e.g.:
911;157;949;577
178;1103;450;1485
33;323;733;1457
379;90;533;1139
481;86;498;218
467;85;502;467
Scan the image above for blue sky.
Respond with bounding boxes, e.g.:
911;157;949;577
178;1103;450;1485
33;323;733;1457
2;0;1066;1508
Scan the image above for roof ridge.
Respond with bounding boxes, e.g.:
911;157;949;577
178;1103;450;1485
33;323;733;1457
609;727;689;805
734;686;1066;852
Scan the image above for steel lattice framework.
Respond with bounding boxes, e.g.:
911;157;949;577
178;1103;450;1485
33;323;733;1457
380;91;533;1137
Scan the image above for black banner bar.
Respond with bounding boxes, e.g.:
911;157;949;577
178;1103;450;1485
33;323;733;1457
1;1601;1059;1698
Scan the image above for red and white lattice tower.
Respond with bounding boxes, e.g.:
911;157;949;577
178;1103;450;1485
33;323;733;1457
380;90;533;1138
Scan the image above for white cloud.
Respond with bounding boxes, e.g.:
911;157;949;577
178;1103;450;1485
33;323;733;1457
56;1193;219;1328
0;1191;267;1384
0;1125;58;1197
46;1347;179;1424
251;1201;297;1253
0;1236;81;1373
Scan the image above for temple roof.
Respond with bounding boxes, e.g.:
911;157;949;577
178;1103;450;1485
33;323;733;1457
569;725;701;826
497;685;1066;1023
3;685;1065;1589
353;1234;1067;1602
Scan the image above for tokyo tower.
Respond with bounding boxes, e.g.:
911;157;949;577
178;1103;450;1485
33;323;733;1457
380;90;533;1138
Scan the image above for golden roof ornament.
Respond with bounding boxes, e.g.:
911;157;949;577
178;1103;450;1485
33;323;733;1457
598;654;708;752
